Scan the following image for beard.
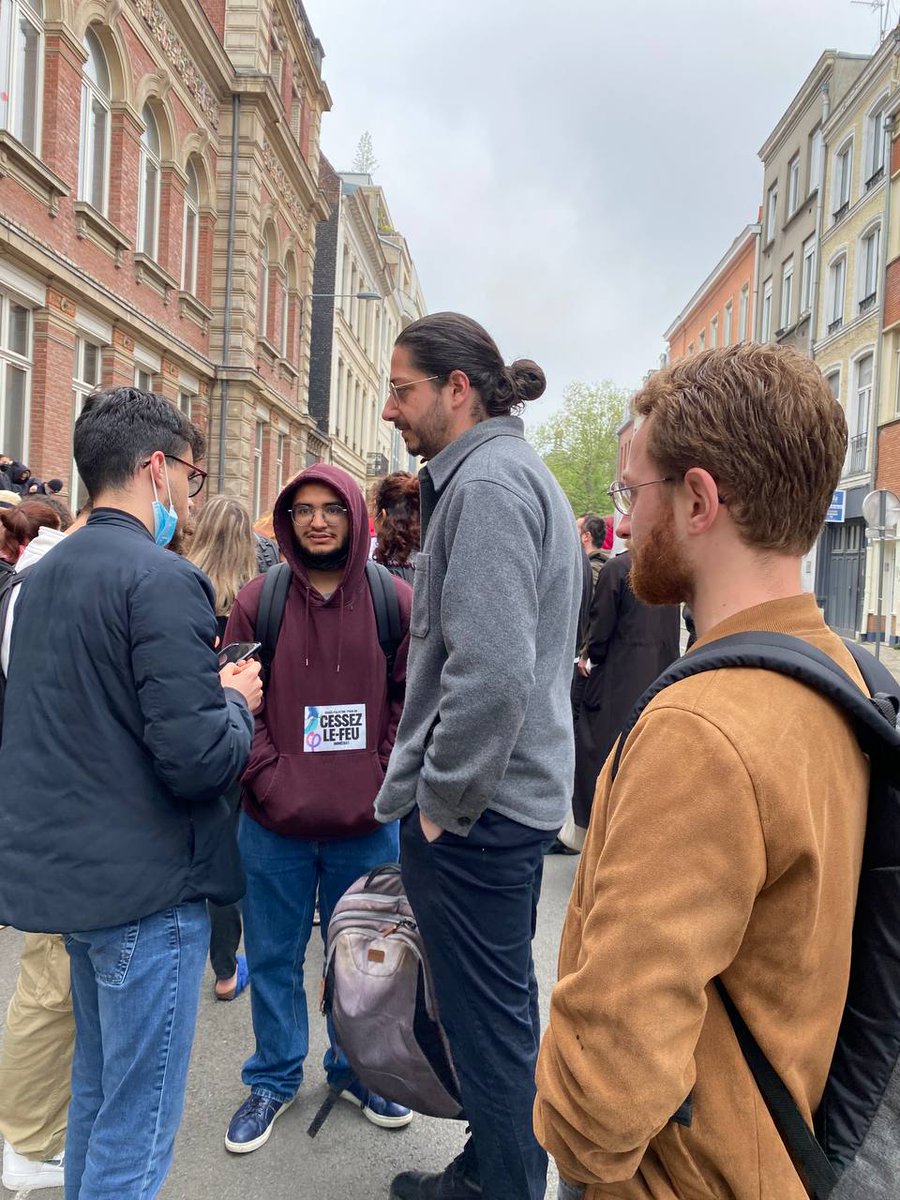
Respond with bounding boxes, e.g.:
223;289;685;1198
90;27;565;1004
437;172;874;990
400;397;452;461
628;503;693;607
296;538;350;573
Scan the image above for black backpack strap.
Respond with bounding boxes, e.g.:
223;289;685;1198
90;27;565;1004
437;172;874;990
365;559;402;679
611;631;900;781
254;561;292;683
715;980;838;1199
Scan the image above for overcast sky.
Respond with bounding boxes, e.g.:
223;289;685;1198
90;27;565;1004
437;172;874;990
304;0;891;426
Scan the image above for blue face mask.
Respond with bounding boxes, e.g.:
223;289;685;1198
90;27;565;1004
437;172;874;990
151;461;178;548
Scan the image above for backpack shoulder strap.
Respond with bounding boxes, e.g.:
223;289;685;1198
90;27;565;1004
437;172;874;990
611;631;900;781
365;559;402;678
715;979;838;1198
254;561;292;682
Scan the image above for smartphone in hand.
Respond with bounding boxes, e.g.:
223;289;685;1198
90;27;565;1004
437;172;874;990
218;641;262;668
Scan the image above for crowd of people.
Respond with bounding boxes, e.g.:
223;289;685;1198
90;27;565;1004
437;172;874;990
0;315;883;1200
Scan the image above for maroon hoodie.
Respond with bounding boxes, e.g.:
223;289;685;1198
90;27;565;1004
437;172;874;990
225;464;412;839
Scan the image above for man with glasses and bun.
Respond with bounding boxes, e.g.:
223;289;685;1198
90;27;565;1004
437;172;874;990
0;387;261;1199
376;312;581;1200
221;463;414;1155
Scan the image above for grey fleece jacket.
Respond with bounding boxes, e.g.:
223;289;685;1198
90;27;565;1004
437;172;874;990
374;416;580;836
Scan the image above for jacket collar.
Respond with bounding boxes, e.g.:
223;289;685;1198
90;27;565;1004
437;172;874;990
421;416;525;495
87;508;154;540
419;417;525;537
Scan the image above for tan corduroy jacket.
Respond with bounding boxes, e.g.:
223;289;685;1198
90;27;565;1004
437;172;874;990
535;595;869;1199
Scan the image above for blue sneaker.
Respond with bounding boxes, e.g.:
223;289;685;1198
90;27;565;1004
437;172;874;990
224;1092;292;1153
340;1077;413;1129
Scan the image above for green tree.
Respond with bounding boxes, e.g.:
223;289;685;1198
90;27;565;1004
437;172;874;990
530;381;629;516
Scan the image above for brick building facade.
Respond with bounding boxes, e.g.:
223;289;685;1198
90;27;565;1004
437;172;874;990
0;0;330;517
664;222;760;364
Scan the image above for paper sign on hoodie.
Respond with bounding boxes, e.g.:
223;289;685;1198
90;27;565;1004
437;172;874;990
304;704;367;752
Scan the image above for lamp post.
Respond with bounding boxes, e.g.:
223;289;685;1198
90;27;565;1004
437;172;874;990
301;289;381;332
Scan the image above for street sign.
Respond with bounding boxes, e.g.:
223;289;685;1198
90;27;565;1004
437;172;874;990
825;490;846;523
863;489;900;533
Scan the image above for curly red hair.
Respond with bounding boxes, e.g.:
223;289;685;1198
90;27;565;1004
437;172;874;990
372;472;421;568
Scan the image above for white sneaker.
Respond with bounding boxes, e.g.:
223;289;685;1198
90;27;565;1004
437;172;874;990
2;1141;65;1191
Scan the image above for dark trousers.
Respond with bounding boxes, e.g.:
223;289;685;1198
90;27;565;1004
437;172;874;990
570;664;586;725
208;902;242;981
400;808;553;1200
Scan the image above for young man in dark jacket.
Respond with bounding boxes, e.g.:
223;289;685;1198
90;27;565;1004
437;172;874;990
0;387;260;1200
222;463;414;1154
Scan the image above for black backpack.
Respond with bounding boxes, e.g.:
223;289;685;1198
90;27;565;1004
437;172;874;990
0;562;35;740
611;632;900;1199
254;560;403;685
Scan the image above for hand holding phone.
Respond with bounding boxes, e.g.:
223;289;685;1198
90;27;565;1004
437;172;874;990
217;641;261;668
219;658;263;713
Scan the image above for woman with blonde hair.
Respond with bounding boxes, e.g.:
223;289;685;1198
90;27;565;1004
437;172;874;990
187;494;258;1000
188;494;258;640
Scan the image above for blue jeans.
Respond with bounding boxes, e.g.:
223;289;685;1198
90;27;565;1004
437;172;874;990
63;900;209;1200
239;814;399;1101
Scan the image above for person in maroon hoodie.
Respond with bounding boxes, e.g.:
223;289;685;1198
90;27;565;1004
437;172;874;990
222;464;414;1154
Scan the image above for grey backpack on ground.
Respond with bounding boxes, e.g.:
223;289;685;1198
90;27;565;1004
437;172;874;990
323;863;462;1121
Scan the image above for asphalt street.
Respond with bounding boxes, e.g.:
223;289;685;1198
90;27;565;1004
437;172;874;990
0;852;579;1200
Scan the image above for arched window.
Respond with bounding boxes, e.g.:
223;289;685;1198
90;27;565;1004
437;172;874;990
138;105;161;258
181;159;200;294
259;223;278;340
79;29;111;213
0;0;43;152
281;251;296;356
259;238;270;338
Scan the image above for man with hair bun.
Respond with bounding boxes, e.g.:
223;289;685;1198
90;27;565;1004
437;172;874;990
535;344;868;1199
377;312;581;1200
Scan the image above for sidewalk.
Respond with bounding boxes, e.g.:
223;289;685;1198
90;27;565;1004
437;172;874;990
859;639;900;687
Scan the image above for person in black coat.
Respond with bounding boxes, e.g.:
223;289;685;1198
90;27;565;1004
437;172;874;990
0;387;262;1199
567;550;681;844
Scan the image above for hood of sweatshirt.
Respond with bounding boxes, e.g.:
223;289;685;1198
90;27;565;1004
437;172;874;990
273;463;370;604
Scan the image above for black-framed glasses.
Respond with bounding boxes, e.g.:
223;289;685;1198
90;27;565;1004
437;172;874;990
142;455;207;498
607;477;674;515
388;375;441;403
289;502;349;526
166;455;207;498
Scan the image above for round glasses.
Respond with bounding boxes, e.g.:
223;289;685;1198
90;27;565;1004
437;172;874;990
606;477;674;515
289;502;348;526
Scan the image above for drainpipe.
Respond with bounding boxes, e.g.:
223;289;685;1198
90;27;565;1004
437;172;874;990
217;93;241;493
808;80;831;357
867;111;895;645
751;219;761;338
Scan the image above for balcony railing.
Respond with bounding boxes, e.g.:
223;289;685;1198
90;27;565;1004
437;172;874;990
827;316;844;335
832;201;850;223
866;166;885;191
859;291;878;315
366;452;389;477
850;433;868;474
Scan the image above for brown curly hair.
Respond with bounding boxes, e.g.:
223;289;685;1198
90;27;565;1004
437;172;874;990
633;343;848;555
0;499;62;563
372;472;421;567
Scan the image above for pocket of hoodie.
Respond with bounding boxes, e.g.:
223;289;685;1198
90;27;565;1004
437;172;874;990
257;750;384;827
410;552;431;638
